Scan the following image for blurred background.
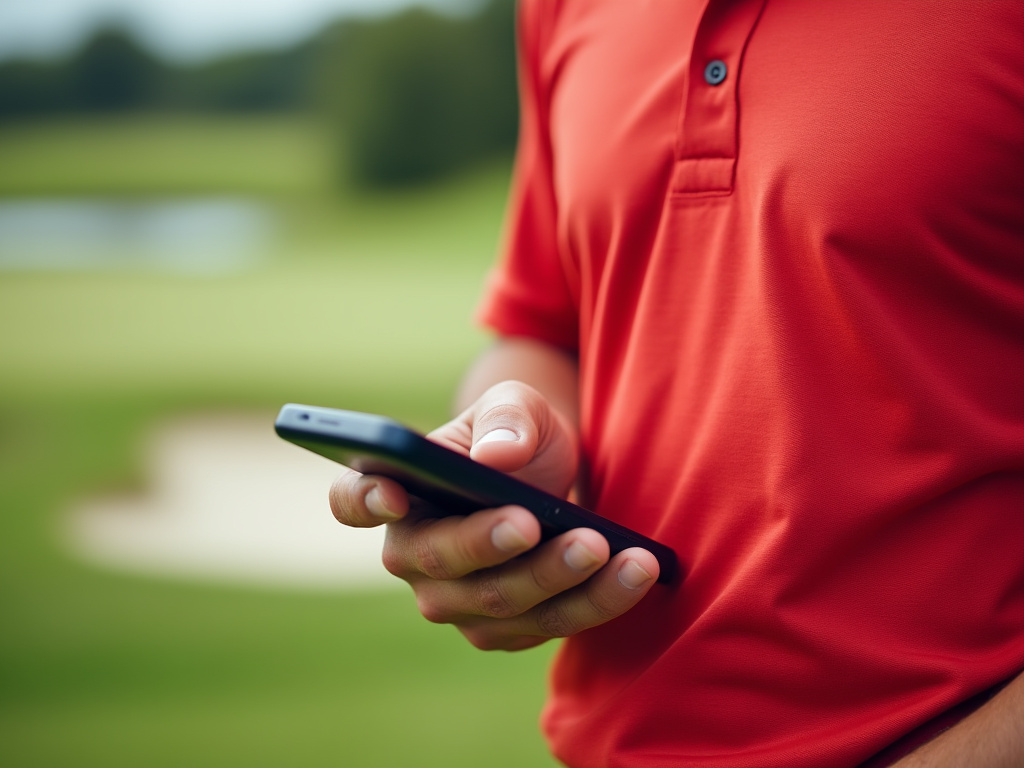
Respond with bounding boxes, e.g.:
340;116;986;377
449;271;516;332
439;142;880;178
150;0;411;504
0;0;561;765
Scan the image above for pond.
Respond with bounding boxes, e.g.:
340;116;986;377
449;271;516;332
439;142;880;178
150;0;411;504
0;197;276;274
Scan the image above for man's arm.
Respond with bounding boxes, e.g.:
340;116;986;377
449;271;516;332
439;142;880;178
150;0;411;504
892;671;1024;768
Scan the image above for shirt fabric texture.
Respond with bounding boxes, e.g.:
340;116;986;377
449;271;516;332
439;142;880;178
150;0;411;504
478;1;1024;767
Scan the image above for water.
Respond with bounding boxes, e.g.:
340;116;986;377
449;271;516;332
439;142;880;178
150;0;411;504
0;198;275;274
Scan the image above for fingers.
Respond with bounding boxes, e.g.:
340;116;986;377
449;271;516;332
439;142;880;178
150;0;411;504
401;523;610;620
382;505;543;581
336;469;660;649
328;468;410;528
457;547;660;651
325;382;649;651
387;504;660;649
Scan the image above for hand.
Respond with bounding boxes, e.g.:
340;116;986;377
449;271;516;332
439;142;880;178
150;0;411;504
328;381;660;650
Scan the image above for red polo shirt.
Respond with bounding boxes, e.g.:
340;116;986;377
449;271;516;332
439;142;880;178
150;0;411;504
478;1;1024;766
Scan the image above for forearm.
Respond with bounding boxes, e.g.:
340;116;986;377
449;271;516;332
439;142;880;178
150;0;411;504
892;670;1024;768
455;336;580;428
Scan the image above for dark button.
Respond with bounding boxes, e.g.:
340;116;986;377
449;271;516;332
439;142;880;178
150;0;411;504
704;59;727;86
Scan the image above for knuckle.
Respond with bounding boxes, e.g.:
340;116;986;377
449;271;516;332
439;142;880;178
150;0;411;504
475;573;520;619
477;400;531;432
536;600;576;638
480;398;526;420
413;535;456;581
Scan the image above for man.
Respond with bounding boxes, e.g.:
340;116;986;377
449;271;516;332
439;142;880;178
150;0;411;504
331;2;1024;765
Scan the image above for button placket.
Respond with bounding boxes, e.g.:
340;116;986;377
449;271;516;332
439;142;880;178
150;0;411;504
672;0;767;195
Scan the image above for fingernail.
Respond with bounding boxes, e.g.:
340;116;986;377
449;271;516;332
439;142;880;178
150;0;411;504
564;541;601;572
476;428;518;445
618;560;653;590
491;520;530;553
365;487;401;521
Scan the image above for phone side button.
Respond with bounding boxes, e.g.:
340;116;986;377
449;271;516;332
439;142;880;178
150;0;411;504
534;504;561;538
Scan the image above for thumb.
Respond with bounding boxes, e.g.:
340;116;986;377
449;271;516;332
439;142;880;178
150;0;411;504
468;382;544;473
466;382;578;501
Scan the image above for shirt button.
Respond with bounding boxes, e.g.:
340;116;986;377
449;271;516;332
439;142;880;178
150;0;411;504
704;59;727;86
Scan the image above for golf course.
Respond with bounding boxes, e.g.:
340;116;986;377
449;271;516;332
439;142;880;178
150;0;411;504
0;114;562;768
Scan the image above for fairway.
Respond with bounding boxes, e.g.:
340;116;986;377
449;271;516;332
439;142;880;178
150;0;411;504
0;116;335;198
0;116;562;768
0;262;488;409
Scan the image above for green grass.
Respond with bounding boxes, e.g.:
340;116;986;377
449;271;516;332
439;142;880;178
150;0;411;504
0;262;489;413
0;115;336;198
0;115;562;768
0;398;560;768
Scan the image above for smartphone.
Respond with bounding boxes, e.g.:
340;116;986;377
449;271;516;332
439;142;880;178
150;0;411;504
275;403;677;583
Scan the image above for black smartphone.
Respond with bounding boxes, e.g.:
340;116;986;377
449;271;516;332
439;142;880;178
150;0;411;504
275;403;677;583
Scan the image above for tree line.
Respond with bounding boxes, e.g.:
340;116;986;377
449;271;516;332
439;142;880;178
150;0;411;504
0;0;517;188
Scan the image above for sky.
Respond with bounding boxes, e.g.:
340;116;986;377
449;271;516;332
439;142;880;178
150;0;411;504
0;0;473;63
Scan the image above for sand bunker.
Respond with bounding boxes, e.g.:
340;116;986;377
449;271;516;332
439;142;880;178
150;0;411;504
66;412;400;590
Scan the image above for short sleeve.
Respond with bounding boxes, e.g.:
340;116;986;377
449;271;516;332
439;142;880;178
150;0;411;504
475;0;579;352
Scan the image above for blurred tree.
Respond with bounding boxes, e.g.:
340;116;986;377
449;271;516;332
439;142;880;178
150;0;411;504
0;0;518;189
171;46;317;113
472;0;519;158
0;60;71;119
0;29;314;119
319;0;518;188
68;27;165;112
